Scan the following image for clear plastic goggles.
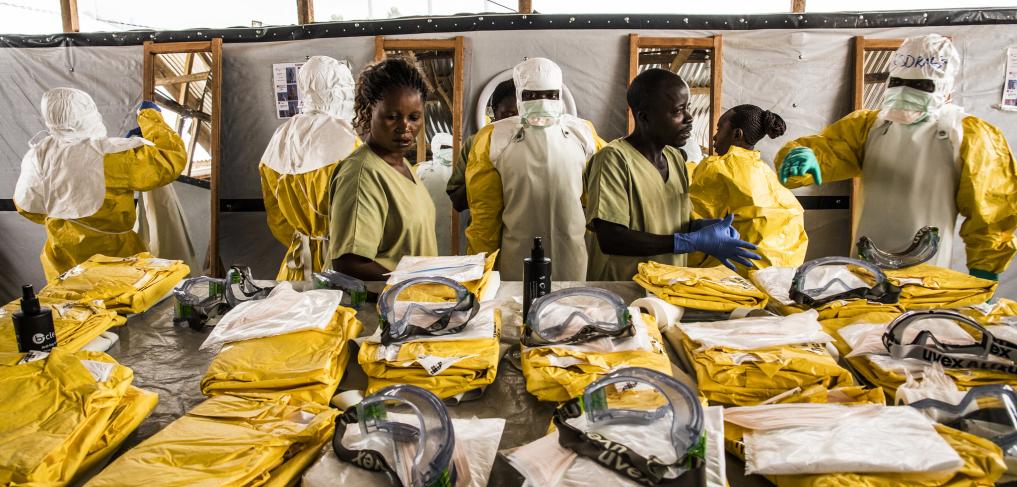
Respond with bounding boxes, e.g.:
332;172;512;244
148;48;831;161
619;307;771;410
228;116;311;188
379;277;479;345
333;385;456;487
910;385;1017;456
790;257;901;307
172;266;275;330
553;367;705;486
883;310;1017;375
313;269;368;310
857;226;940;269
524;287;632;346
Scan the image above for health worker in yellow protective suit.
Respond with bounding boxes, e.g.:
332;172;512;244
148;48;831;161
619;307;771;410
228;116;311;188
446;79;517;213
777;34;1017;281
260;55;359;281
584;68;760;280
465;58;606;281
690;104;807;273
14;88;186;281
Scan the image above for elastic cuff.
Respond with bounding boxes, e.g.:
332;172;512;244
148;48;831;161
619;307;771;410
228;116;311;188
969;268;999;281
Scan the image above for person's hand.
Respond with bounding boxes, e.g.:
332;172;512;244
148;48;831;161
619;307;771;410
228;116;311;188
125;127;142;138
689;217;739;240
139;100;161;112
779;147;822;185
674;214;761;271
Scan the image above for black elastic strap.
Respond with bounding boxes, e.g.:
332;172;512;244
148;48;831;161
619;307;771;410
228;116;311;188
332;409;402;484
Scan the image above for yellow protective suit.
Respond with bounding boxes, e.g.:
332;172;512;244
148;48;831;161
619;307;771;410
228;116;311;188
38;252;189;314
634;261;769;312
200;306;362;405
958;298;1017;325
85;394;337;487
521;313;672;402
16;108;187;281
0;349;156;486
879;264;997;309
0;297;124;353
689;146;808;273
777;109;1017;277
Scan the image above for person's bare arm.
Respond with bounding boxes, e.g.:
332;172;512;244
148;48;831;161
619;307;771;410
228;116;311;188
592;219;673;256
332;253;390;282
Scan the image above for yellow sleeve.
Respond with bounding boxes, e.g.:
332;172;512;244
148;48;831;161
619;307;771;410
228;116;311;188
688;155;730;220
464;126;502;255
15;206;46;224
584;146;632;229
327;160;388;261
775;109;880;188
115;109;188;191
957;116;1017;275
585;121;608;151
259;164;295;246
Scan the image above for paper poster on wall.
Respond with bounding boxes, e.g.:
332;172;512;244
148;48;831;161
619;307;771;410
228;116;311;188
1001;48;1017;111
273;62;304;119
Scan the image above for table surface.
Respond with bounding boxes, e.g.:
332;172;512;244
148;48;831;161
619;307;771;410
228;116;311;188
107;280;773;487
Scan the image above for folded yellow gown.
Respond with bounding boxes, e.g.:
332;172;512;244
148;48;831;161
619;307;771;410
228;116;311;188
958;298;1017;326
39;252;189;314
634;261;768;312
0;349;155;486
200;306;363;405
878;264;997;310
521;312;672;402
0;297;124;353
85;394;337;487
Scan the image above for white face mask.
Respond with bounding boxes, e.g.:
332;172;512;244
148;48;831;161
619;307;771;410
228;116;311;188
435;148;453;166
519;99;564;128
880;85;941;125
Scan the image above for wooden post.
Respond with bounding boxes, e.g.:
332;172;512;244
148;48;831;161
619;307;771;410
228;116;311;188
375;36;386;62
627;34;639;134
452;36;465;254
297;0;314;24
209;38;223;277
60;0;79;33
709;35;723;155
791;0;805;13
518;0;532;14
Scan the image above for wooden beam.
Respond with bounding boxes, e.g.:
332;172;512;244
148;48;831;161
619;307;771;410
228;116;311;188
296;0;314;24
145;41;215;54
791;0;806;13
519;0;532;14
627;34;639;133
210;38;223;277
668;48;694;73
709;35;723;155
851;37;865;113
380;39;458;51
451;36;465;255
156;71;211;86
177;53;195;105
60;0;79;33
142;41;155;101
635;37;714;49
375;36;386;62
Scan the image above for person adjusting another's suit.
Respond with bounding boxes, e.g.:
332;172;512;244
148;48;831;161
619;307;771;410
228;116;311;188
465;58;606;281
260;56;359;281
777;34;1017;281
14;88;187;281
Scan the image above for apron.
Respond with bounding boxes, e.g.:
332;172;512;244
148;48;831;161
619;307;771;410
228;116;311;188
490;118;592;281
136;184;200;275
857;114;961;268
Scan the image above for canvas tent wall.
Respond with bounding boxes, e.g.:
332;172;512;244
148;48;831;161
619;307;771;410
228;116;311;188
1;9;1016;300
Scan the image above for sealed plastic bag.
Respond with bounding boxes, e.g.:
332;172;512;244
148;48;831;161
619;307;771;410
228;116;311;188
676;310;832;350
39;252;189;314
634;262;768;312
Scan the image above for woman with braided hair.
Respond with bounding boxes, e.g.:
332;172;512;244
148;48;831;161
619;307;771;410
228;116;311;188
327;56;437;281
688;104;808;273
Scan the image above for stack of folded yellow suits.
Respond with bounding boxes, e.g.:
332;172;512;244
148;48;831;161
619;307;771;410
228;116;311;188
0;348;157;486
0;298;124;353
663;309;859;406
749;264;905;319
634;261;768;312
198;282;361;405
85;394;336;486
957;298;1017;326
879;264;997;310
39;252;189;314
722;403;1006;486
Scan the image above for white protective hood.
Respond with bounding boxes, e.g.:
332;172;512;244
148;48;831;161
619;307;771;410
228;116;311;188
878;34;960;123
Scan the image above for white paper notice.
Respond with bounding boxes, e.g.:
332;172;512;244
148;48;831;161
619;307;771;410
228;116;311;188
1000;48;1017;111
273;62;305;119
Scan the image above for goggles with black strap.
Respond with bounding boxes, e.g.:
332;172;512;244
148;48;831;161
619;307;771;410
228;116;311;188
552;367;706;486
524;287;633;347
379;277;479;346
910;385;1017;456
856;226;940;270
790;257;901;307
882;310;1017;374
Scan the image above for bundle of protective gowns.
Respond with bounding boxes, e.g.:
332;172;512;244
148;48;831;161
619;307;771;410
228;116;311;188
879;264;997;310
38;252;189;314
750;265;905;319
663;310;859;406
634;261;768;312
383;251;500;299
0;348;157;486
200;303;363;405
0;297;124;353
521;311;672;402
85;393;336;486
820;311;1017;397
722;403;1006;486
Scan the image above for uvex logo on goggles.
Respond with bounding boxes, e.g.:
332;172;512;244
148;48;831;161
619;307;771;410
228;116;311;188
883;310;1017;375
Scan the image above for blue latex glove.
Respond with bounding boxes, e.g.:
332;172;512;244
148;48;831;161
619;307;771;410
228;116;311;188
969;268;999;281
779;147;823;185
139;100;161;112
689;217;740;240
674;214;761;271
125;127;143;138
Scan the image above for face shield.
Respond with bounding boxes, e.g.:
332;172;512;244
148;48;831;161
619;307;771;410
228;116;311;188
513;58;565;127
856;226;941;269
333;385;457;487
523;287;633;346
789;257;901;307
379;277;480;345
41;87;108;140
429;132;453;166
552;367;705;486
910;385;1017;458
879;34;959;125
883;310;1017;374
298;55;356;120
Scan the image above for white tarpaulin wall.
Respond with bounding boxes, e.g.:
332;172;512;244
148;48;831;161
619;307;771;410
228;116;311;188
0;18;1015;299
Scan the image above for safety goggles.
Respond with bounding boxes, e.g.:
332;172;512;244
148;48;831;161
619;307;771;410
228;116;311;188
333;385;456;487
379;277;479;346
223;266;274;307
789;257;901;307
910;385;1017;456
313;269;368;310
882;310;1017;374
172;266;275;330
857;226;940;269
523;287;632;347
552;367;705;486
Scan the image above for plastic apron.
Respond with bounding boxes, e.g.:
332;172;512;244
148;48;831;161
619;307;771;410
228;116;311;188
856;109;962;269
490;117;593;281
135;184;200;275
417;159;455;256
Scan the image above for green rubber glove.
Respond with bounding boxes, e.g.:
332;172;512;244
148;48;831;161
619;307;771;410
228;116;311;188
779;147;823;185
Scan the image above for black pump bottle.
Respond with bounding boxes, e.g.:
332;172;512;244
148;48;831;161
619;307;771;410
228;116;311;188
13;285;56;353
522;237;552;322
